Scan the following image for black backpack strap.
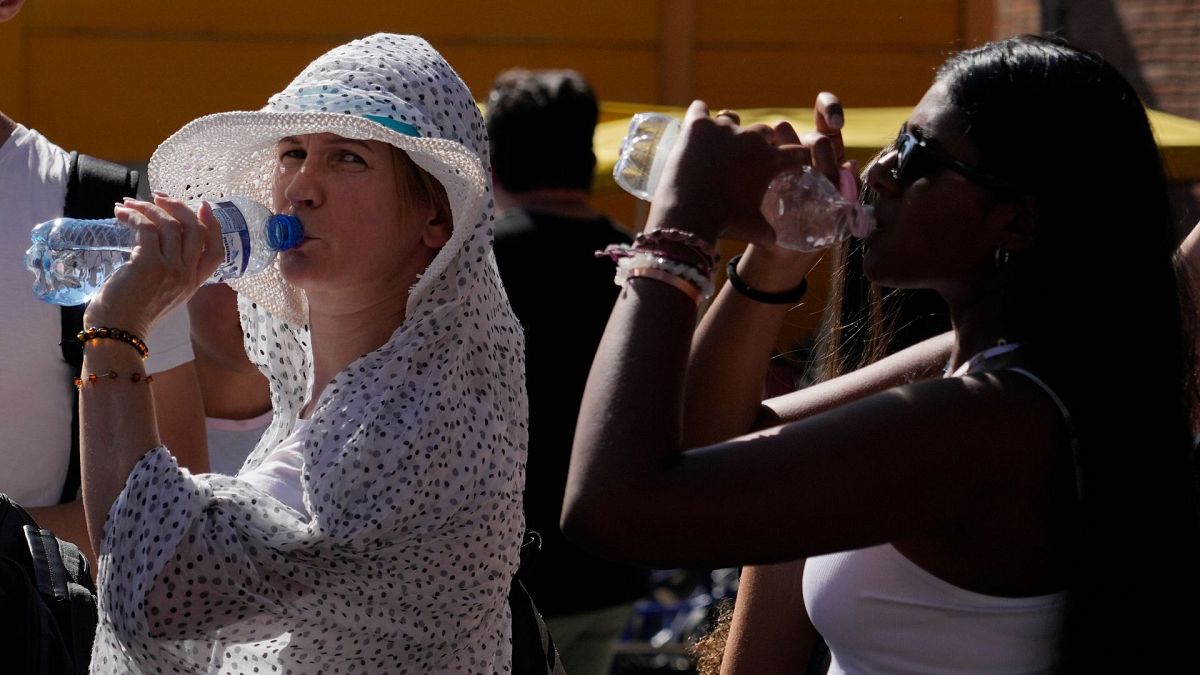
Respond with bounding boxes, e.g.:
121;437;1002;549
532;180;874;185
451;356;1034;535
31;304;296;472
58;153;141;504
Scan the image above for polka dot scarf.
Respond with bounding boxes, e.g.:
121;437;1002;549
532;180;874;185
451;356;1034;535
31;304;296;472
91;34;528;674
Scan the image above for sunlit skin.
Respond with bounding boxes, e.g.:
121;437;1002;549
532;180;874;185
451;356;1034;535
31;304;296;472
272;133;450;310
268;133;453;418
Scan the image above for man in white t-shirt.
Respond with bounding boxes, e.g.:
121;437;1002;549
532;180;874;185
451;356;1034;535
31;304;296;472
0;108;208;565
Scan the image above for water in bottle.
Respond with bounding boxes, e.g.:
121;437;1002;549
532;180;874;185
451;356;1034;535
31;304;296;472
612;112;681;201
25;196;303;305
612;112;875;252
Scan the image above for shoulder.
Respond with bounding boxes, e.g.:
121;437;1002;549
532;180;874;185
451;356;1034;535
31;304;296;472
813;372;1069;492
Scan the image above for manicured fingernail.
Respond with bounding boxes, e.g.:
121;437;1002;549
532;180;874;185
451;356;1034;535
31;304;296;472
829;110;844;130
838;167;858;201
152;190;169;198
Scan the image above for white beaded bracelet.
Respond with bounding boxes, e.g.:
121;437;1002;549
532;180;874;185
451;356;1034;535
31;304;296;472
614;252;715;300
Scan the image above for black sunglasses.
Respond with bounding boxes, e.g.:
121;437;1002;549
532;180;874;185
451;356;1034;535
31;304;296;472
890;126;1017;191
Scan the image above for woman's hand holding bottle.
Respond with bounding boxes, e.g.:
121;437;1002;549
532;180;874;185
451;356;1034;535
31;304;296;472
83;194;225;340
644;93;861;245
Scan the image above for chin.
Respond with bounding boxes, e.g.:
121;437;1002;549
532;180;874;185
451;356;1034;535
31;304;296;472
278;253;319;289
862;244;889;284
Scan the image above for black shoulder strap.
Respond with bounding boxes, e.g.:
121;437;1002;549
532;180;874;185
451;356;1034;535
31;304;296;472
58;153;141;504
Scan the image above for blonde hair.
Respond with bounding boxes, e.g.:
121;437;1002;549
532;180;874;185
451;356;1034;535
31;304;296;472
391;146;452;228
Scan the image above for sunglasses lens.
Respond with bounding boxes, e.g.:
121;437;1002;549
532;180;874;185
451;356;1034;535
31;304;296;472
892;133;914;183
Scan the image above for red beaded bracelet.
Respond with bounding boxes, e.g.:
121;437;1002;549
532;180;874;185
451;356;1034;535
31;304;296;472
74;370;154;390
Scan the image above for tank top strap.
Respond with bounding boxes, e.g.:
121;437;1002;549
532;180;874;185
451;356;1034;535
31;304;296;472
1005;367;1083;502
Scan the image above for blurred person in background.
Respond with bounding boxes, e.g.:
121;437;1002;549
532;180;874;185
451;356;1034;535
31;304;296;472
0;0;206;569
487;68;647;674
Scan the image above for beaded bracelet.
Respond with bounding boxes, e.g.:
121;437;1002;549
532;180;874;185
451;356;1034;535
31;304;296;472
726;254;808;305
615;252;715;300
76;326;149;360
598;243;714;275
633;228;721;272
74;370;154;390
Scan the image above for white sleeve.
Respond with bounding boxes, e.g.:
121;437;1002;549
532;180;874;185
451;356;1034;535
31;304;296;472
144;304;195;374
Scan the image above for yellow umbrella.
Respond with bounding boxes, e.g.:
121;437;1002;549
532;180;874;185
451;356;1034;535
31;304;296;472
588;103;1200;357
594;103;1200;194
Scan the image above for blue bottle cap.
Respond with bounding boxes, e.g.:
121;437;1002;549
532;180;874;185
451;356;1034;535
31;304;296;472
266;214;304;251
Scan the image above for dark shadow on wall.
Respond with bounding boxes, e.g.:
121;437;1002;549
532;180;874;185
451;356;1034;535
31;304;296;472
1062;0;1199;236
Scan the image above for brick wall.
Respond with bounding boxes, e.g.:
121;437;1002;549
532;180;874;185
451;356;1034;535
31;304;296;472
992;1;1200;231
1072;0;1200;231
994;0;1041;37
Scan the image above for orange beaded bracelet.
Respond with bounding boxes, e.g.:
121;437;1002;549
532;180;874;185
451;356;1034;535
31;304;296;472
73;370;154;390
76;326;149;360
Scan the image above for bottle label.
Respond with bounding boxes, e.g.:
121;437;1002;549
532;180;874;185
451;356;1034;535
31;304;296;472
212;201;252;279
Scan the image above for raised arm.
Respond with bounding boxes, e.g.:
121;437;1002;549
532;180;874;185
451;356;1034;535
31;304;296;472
562;101;1058;569
683;95;948;446
79;196;222;553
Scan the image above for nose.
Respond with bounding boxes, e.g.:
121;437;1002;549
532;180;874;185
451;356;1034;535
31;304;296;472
276;160;322;213
865;148;902;196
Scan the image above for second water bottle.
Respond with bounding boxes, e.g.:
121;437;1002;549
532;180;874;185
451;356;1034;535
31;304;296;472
612;112;874;251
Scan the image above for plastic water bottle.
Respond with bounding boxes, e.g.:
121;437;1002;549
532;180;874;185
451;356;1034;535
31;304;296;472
612;112;874;251
25;196;303;305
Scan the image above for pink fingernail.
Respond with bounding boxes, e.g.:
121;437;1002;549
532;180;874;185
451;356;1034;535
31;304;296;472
838;167;858;201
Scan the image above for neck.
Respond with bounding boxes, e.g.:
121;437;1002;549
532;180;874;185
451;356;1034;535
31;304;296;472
0;111;17;147
494;186;599;220
946;285;1021;373
302;290;409;417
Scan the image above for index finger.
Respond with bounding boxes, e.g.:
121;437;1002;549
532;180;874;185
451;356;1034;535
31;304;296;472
196;201;226;279
814;91;846;162
684;99;712;126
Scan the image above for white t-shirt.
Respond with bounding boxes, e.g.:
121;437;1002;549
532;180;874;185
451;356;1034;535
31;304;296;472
0;124;194;507
205;410;272;475
237;417;308;514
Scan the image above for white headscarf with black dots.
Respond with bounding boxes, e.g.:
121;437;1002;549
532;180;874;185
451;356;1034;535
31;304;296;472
91;34;528;674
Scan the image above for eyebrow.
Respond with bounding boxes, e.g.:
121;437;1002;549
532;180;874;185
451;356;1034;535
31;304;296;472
275;136;376;152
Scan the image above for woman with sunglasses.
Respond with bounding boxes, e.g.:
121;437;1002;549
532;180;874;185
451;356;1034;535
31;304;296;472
564;34;1199;672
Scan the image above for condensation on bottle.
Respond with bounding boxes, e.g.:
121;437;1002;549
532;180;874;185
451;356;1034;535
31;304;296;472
25;196;303;306
612;112;875;252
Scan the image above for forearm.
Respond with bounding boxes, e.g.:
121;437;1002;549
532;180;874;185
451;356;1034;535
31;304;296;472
757;331;953;427
721;561;816;675
563;278;697;545
152;361;209;473
684;245;820;447
79;340;161;554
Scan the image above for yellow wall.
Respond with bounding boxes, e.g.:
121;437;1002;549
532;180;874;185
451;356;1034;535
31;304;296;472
0;0;993;355
1;0;992;163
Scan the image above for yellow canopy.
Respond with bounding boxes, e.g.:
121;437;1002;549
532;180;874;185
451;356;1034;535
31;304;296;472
593;103;1200;194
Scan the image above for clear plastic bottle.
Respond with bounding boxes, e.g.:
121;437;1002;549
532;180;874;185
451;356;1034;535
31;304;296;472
612;112;874;251
25;196;304;305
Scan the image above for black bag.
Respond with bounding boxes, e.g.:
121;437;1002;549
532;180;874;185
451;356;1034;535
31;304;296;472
0;494;98;675
57;153;142;504
510;531;566;674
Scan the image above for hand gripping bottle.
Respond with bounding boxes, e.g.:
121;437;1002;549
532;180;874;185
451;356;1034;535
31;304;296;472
612;112;874;251
25;196;303;305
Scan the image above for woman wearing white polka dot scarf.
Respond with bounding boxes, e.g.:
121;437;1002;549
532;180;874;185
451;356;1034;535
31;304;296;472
78;34;527;673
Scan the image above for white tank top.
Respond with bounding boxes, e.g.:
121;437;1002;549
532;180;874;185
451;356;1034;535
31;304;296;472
804;350;1072;674
804;543;1066;674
